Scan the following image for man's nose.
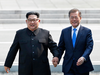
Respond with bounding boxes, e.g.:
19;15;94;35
31;21;34;23
73;18;76;20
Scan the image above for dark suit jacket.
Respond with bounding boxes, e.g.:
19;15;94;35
58;25;94;74
4;28;59;75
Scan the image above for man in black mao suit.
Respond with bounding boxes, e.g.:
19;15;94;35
58;9;94;75
4;11;59;75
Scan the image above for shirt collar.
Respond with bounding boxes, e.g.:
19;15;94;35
27;28;40;36
72;25;80;31
34;28;40;35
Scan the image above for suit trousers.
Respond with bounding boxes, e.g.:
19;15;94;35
64;60;89;75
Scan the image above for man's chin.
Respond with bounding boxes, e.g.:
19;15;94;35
30;27;35;29
72;24;79;27
31;27;38;30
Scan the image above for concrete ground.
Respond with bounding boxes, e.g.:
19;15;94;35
0;72;100;75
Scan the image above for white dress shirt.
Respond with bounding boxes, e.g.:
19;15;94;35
71;25;80;39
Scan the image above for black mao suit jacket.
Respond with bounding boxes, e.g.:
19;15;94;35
4;28;59;75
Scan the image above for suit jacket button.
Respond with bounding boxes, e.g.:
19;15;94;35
33;58;35;60
73;50;76;52
73;58;75;60
32;45;34;47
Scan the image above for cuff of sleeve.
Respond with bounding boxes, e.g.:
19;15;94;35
82;56;86;61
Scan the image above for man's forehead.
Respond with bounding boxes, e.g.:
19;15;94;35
28;15;37;18
76;11;79;14
71;11;79;14
70;11;79;16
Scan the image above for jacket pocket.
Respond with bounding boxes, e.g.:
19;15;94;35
39;39;46;43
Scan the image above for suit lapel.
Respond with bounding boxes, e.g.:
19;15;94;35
68;27;73;49
75;26;83;48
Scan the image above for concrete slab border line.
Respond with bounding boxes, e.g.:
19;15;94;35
0;65;100;72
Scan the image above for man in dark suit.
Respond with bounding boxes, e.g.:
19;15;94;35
4;11;59;75
58;8;94;75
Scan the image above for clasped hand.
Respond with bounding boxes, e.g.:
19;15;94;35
52;57;59;67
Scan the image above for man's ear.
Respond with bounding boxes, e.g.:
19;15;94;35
38;19;40;22
79;16;82;20
26;20;27;23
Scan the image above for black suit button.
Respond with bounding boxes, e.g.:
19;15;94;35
73;58;75;60
33;58;35;60
32;45;34;47
73;51;76;52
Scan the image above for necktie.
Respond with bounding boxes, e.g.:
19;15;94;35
72;28;77;47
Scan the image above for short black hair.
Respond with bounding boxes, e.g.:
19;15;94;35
26;11;39;19
69;8;81;17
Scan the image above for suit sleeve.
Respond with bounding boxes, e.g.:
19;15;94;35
82;30;93;60
4;31;19;68
48;32;59;57
58;30;65;62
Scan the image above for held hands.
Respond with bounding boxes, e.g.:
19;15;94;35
52;57;59;67
4;66;10;73
76;57;85;66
